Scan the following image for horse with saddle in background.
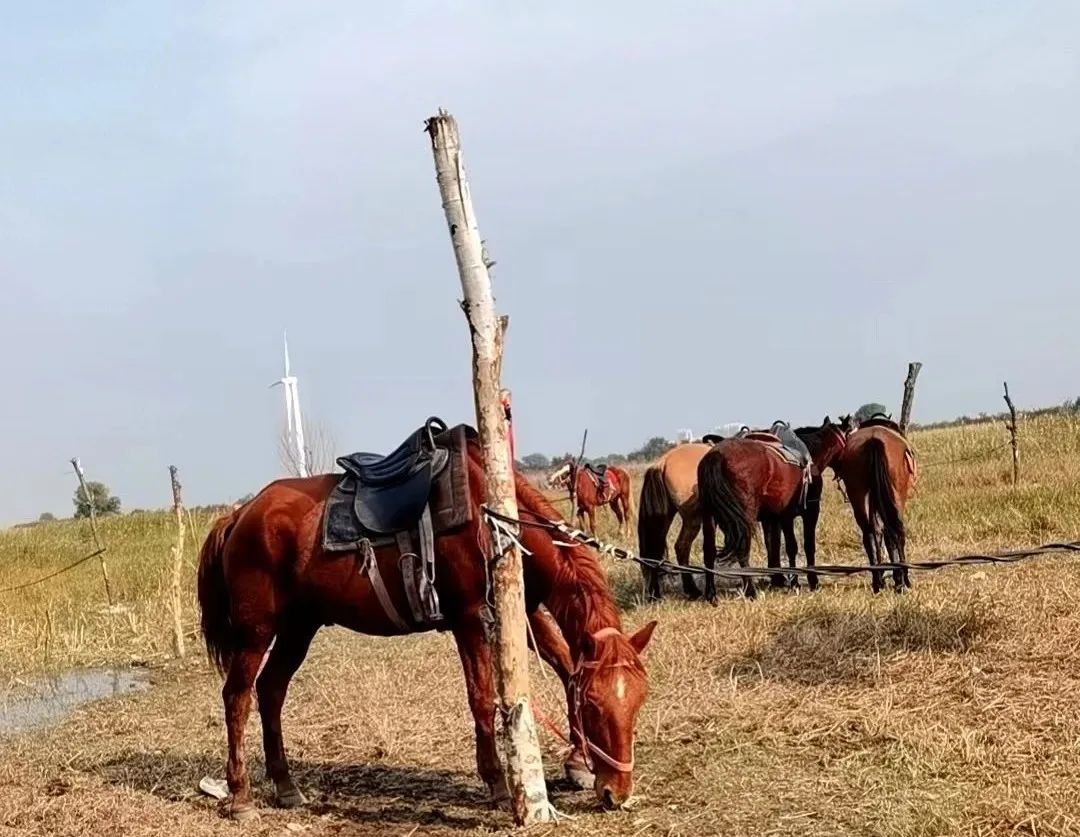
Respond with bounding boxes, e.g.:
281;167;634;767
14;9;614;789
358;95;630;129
198;418;656;819
836;412;918;592
548;460;636;537
697;417;850;599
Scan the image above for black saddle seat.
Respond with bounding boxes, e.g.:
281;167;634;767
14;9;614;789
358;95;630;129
585;463;608;481
337;417;451;535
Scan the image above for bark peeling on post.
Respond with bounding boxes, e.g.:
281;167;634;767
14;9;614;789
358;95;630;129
425;110;554;825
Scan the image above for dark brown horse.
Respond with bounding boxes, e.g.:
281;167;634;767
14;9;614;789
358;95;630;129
548;461;635;537
697;419;848;600
836;419;917;592
198;441;656;820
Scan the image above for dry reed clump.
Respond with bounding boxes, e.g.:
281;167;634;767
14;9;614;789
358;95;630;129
2;415;1080;835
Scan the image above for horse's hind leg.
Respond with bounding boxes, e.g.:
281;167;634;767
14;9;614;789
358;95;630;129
257;618;319;808
851;503;883;593
674;513;703;600
884;521;909;592
223;630;275;820
612;498;627;538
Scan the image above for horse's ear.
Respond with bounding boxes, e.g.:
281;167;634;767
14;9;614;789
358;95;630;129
626;620;657;656
823;415;831;426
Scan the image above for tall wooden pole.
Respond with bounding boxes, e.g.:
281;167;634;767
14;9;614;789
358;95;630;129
71;457;114;607
425;110;553;825
900;362;922;434
1003;382;1020;487
168;466;187;658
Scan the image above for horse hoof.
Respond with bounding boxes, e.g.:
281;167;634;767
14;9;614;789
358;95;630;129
488;780;511;810
228;802;259;822
565;761;595;790
275;785;308;809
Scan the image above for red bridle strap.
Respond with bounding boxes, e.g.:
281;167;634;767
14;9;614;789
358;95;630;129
569;627;637;774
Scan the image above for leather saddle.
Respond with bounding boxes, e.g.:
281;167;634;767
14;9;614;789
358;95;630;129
336;417;451;536
584;463;608;482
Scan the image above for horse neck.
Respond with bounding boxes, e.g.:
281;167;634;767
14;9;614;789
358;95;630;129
799;429;843;471
533;543;622;660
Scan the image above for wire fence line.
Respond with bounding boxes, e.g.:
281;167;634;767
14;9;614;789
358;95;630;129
0;548;108;595
483;506;1080;582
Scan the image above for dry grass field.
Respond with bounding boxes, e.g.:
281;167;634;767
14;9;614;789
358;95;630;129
2;414;1080;836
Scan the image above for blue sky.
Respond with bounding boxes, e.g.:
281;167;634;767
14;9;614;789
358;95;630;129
2;2;1077;522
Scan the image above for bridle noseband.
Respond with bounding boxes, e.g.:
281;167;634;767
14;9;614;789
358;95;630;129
568;627;638;774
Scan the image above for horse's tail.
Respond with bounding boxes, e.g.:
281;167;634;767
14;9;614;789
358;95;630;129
637;466;673;562
622;468;637;526
198;508;241;676
697;452;751;560
867;437;905;555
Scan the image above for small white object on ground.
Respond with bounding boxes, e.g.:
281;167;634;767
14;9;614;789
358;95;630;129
198;776;229;800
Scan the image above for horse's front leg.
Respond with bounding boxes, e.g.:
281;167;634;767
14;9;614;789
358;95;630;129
782;518;800;590
802;504;821;591
453;620;507;805
527;609;592;789
763;519;785;589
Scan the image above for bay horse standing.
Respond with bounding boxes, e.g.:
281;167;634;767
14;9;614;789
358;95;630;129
697;419;848;600
198;439;656;820
836;417;917;592
548;461;635;537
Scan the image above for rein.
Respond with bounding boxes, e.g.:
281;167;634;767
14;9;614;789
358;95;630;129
567;627;636;774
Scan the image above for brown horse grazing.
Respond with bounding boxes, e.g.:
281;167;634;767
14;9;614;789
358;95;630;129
697;419;848;600
198;442;656;820
636;443;713;601
836;418;917;592
548;461;635;537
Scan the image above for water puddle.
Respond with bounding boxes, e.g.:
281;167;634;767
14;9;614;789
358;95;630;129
0;667;150;736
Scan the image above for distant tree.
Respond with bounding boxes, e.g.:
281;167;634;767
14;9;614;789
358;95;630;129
521;453;550;470
279;415;338;477
73;481;121;518
236;493;256;505
630;436;675;462
38;512;56;522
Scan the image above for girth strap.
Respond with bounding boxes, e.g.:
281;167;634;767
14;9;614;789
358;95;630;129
359;539;411;632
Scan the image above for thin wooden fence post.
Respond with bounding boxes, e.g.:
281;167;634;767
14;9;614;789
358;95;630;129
71;457;114;607
168;465;187;658
1003;382;1020;486
425;109;554;825
900;362;923;433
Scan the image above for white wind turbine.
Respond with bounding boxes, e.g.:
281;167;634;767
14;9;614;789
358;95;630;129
271;332;308;477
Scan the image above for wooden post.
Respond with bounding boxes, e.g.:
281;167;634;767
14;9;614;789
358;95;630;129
1003;382;1020;486
569;428;588;525
71;457;114;607
900;362;922;433
425;110;554;825
168;466;187;658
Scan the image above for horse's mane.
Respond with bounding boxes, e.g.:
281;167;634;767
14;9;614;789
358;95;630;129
512;473;623;638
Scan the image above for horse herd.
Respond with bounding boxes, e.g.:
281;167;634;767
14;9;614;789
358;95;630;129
196;413;916;821
548;413;918;597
